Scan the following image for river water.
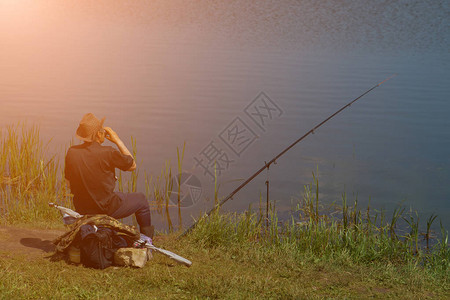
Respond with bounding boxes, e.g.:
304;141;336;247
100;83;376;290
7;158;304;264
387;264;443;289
1;1;449;230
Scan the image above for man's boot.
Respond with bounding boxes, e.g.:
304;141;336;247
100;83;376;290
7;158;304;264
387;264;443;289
140;225;154;240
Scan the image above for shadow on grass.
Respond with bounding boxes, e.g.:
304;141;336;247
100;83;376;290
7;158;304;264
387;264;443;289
20;238;55;253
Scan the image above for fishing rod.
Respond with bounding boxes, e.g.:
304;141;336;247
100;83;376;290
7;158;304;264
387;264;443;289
179;74;397;238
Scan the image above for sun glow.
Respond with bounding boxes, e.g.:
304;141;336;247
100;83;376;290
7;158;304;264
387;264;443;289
0;0;35;17
0;0;41;37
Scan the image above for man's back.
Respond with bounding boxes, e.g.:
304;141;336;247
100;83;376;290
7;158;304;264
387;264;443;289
65;141;133;214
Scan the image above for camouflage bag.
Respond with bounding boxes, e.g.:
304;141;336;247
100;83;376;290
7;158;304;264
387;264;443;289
53;215;140;253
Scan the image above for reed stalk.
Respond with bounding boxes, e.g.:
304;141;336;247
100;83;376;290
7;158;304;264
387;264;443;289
164;161;173;232
129;136;138;193
389;206;404;240
403;210;420;254
424;213;437;251
176;142;186;230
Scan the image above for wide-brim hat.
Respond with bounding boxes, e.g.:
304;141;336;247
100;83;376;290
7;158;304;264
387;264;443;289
75;113;105;142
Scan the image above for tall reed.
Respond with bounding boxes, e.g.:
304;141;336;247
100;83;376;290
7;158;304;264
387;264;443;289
0;124;68;224
176;142;186;230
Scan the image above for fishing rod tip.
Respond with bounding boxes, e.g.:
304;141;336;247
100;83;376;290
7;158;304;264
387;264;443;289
378;73;398;86
390;73;399;79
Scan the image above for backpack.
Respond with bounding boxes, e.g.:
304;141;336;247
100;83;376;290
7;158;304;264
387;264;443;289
79;225;129;269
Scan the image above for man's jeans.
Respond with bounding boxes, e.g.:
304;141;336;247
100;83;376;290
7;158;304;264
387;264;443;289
109;192;151;228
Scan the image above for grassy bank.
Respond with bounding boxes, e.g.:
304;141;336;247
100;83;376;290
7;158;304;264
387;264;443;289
0;221;448;299
0;124;448;298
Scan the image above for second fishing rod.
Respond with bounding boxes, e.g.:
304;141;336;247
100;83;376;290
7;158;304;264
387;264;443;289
179;74;397;238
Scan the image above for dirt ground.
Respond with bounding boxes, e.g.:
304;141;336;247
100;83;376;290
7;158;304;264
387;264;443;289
0;226;164;258
0;226;66;257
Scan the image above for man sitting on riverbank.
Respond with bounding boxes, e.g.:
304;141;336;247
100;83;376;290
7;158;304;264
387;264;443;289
64;113;154;238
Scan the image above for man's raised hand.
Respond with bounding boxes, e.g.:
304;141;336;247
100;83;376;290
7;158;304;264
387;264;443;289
104;127;120;144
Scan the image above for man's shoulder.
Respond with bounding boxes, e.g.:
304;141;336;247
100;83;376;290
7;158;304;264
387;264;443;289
67;143;87;154
68;143;86;150
96;143;116;153
91;143;121;159
68;143;115;152
67;143;117;159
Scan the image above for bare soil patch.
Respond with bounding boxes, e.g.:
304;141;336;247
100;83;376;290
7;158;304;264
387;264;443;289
0;226;65;257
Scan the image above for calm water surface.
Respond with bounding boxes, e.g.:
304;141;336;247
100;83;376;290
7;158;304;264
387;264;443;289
1;1;449;230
